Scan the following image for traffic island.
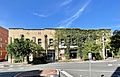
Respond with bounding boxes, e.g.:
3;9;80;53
14;69;59;77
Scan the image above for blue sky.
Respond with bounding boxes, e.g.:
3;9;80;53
0;0;120;30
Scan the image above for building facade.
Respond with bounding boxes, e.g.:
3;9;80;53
55;29;112;60
0;26;8;61
8;28;56;62
8;28;112;62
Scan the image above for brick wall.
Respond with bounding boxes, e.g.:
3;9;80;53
0;26;8;61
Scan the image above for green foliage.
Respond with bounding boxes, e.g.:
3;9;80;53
55;29;111;60
110;30;120;57
7;37;44;63
65;47;70;60
94;53;102;60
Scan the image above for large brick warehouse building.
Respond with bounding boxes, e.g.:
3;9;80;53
0;26;8;61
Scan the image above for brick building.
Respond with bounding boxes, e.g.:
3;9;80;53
8;28;111;62
8;28;56;63
0;26;8;61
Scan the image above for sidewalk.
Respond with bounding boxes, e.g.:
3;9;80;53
0;61;31;69
57;58;118;63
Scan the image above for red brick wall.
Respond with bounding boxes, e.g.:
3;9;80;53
0;26;8;61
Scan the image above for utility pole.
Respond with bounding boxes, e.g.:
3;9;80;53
88;52;92;77
102;33;105;59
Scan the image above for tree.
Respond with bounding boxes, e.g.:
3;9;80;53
110;30;120;57
7;37;44;63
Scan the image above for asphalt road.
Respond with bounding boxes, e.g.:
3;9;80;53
0;60;120;77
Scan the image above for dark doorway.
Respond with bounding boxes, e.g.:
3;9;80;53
106;49;112;57
70;49;77;59
47;50;55;62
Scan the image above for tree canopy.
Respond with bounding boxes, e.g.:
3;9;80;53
7;37;44;62
110;30;120;56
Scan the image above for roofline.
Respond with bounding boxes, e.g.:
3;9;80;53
9;28;49;30
8;28;111;31
9;28;81;30
0;26;8;31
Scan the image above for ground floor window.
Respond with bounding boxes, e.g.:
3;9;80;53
47;50;55;62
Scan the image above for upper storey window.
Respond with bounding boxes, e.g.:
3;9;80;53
49;39;53;46
32;37;36;42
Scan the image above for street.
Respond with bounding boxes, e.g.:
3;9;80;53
0;60;120;77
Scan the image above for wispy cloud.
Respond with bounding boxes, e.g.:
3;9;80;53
33;12;47;17
60;0;72;6
58;0;92;28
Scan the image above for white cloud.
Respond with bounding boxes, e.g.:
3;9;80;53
60;0;72;6
33;12;47;17
58;0;92;28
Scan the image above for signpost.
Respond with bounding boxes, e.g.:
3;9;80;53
88;52;92;77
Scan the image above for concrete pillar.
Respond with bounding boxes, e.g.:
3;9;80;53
8;54;12;63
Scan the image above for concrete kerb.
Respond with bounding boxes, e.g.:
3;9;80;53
0;62;31;69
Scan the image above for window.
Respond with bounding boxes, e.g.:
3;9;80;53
60;39;65;46
49;39;53;46
72;38;77;45
0;38;2;42
0;44;2;48
0;51;2;56
32;37;36;42
38;39;42;45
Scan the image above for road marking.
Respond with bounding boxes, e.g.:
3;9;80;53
19;67;24;69
108;64;113;66
118;64;120;66
61;70;73;77
9;65;13;67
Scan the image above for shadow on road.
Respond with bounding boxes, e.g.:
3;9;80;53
0;71;22;77
111;67;120;77
0;70;43;77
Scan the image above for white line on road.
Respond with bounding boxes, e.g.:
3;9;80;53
108;64;113;66
80;75;82;77
61;70;73;77
9;65;13;67
19;67;24;69
118;64;120;66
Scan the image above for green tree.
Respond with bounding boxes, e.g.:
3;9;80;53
7;37;44;63
110;30;120;57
